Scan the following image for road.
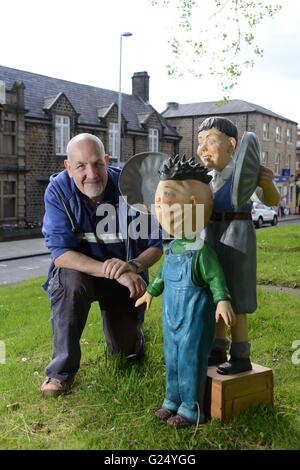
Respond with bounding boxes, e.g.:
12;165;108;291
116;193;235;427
0;255;50;286
256;217;300;229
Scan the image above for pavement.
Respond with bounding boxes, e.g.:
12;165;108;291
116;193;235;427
0;214;299;262
0;237;49;262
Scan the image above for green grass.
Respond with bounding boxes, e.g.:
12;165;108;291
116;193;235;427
0;276;299;450
256;224;300;287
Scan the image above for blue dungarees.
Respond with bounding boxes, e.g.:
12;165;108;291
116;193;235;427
161;243;216;423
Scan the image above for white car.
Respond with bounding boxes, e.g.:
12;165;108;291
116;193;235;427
251;203;278;228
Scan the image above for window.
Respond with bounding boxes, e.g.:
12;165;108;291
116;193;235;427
275;126;282;142
287;128;292;143
149;128;159;152
275;154;280;175
3;119;16;155
0;181;16;219
108;123;118;161
285;154;291;169
262;151;268;166
263;122;269;140
55;115;70;155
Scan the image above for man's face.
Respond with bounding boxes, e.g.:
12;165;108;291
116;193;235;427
154;179;213;238
197;128;236;172
64;140;109;200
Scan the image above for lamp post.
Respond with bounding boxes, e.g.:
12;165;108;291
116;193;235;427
117;31;133;167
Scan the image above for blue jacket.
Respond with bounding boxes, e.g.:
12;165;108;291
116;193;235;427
42;167;162;290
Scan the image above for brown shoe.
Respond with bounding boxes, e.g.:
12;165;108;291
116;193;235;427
154;408;174;420
41;377;74;397
167;414;192;428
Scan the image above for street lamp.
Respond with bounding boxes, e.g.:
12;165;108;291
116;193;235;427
117;31;133;166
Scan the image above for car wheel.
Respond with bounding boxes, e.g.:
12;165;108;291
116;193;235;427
257;216;263;228
272;215;278;226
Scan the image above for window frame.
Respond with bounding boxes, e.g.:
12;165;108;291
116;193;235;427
262;122;269;140
262;151;268;166
148;128;159;152
55;115;70;156
275;153;280;175
275;126;282;143
0;180;17;220
108;122;119;162
3;119;16;155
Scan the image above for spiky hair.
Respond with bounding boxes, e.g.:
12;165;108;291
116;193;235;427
158;154;212;184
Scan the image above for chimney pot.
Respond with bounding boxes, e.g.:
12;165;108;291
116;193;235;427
166;102;179;109
132;71;150;102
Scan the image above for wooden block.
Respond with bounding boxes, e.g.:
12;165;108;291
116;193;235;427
205;363;273;421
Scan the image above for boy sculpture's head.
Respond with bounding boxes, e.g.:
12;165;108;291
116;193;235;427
154;155;213;238
197;117;238;172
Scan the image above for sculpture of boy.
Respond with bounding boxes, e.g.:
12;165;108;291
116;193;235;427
135;155;236;427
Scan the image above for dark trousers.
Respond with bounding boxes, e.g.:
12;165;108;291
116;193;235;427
45;268;143;381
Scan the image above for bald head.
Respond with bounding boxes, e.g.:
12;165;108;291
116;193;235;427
66;133;105;162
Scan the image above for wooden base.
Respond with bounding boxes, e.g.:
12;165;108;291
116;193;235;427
205;363;273;421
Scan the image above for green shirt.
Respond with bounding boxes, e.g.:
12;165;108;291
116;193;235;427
147;238;231;305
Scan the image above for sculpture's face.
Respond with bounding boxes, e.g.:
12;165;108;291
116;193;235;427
197;127;236;172
154;179;213;238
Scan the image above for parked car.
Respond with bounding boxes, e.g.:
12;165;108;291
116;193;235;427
251;203;278;228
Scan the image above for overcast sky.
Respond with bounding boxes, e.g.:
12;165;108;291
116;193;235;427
0;0;299;123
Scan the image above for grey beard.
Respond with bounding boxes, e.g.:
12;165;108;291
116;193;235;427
84;182;105;199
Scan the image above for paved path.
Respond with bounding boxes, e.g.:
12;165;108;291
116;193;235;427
0;255;50;286
0;238;49;262
258;284;300;296
0;238;50;285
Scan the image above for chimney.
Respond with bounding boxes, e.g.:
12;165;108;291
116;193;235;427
166;102;179;109
132;71;149;102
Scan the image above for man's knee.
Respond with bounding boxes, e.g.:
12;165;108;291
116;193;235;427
58;268;94;298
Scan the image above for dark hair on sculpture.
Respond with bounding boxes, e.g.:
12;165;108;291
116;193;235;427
159;154;212;184
198;116;238;143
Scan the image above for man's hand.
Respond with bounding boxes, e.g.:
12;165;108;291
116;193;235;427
102;258;135;279
215;300;236;327
135;292;153;310
117;272;146;299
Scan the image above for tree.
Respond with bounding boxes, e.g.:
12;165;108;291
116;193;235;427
149;0;282;98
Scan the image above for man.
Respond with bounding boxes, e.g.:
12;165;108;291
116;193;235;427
41;133;162;397
197;117;279;375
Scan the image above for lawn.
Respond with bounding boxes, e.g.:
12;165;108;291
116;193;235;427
0;276;299;450
256;224;300;287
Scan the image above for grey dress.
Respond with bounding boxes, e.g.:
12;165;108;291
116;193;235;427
204;163;257;314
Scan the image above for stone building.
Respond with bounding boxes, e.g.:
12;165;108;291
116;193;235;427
163;100;298;213
0;67;179;226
